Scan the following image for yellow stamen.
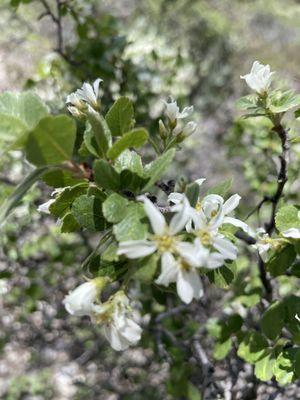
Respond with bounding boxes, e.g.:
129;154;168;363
198;230;212;246
154;234;177;253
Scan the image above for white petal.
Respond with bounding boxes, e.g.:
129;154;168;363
155;252;178;286
282;228;300;239
117;240;157;259
223;216;253;235
206;252;225;269
63;281;97;316
138;196;166;235
168;192;184;205
104;324;130;351
169;196;190;235
93;78;102;97
176;270;203;304
213;237;237;260
176;241;201;268
223;194;241;215
195;178;206;187
37;199;55;214
119;318;142;343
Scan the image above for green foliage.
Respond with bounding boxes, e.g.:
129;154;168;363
276;205;300;232
0;92;48;149
26;115;76;166
94;159;120;191
105;97;134;136
113;203;147;241
107;128;148;160
102;193;129;223
143;149;175;191
266;245;296;277
72;195;106;232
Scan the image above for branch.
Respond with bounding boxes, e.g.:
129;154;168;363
265;123;290;235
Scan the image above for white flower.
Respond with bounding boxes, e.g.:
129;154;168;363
169;185;251;235
182;121;197;136
240;61;274;95
95;291;142;351
63;278;108;317
282;228;300;239
252;228;271;262
163;98;193;123
66;78;103;113
37;199;55;214
117;195;191;260
75;78;102;108
155;246;204;304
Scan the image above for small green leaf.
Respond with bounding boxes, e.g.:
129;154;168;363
26;115;76;166
49;184;88;218
42;169;82;188
187;382;202;400
237;331;269;364
261;301;285;340
105;97;134;136
185;182;200;207
107;128;148;160
0;166;50;223
254;351;275;381
60;212;80;233
114;203;147;241
273;348;300;385
206;178;233;197
143;149;176;191
81;122;101;157
72;195;105;232
114;150;144;176
213;338;232;360
267;245;296;277
270;90;300;113
133;253;158;283
94;159;120;191
0;91;48;149
275;205;300;232
207;263;235;288
102;193;129;223
87;111;112;157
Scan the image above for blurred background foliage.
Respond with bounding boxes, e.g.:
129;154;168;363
1;0;300;398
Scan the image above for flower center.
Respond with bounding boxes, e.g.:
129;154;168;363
180;260;191;272
198;230;212;246
210;209;218;218
155;234;177;253
195;201;202;211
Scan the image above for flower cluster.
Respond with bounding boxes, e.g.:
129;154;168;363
66;78;102;117
118;180;248;305
63;278;142;351
240;61;274;95
158;98;197;143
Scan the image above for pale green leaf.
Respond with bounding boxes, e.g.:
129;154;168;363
107;128;148;160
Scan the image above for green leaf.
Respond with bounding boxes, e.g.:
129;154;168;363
267;245;296;277
102;193;129;223
0;92;48;149
133;253;158;283
0;166;50;224
101;242;119;262
143;149;176;192
42;169;82;188
283;296;300;343
81;122;101;157
105;97;134;136
273;348;300;385
26;115;76;166
206;178;233;197
254;351;275;381
235;95;259;111
60;212;80;233
275;205;300;232
237;331;269;364
187;382;202;400
72;195;105;232
114;150;144;176
49;184;88;218
87;112;112;157
93;159;120;191
107;128;148;160
270;90;300;113
207;263;236;288
213;338;232;360
114;203;147;241
185;182;200;207
261;301;285;340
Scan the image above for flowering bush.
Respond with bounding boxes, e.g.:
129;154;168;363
1;61;300;394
